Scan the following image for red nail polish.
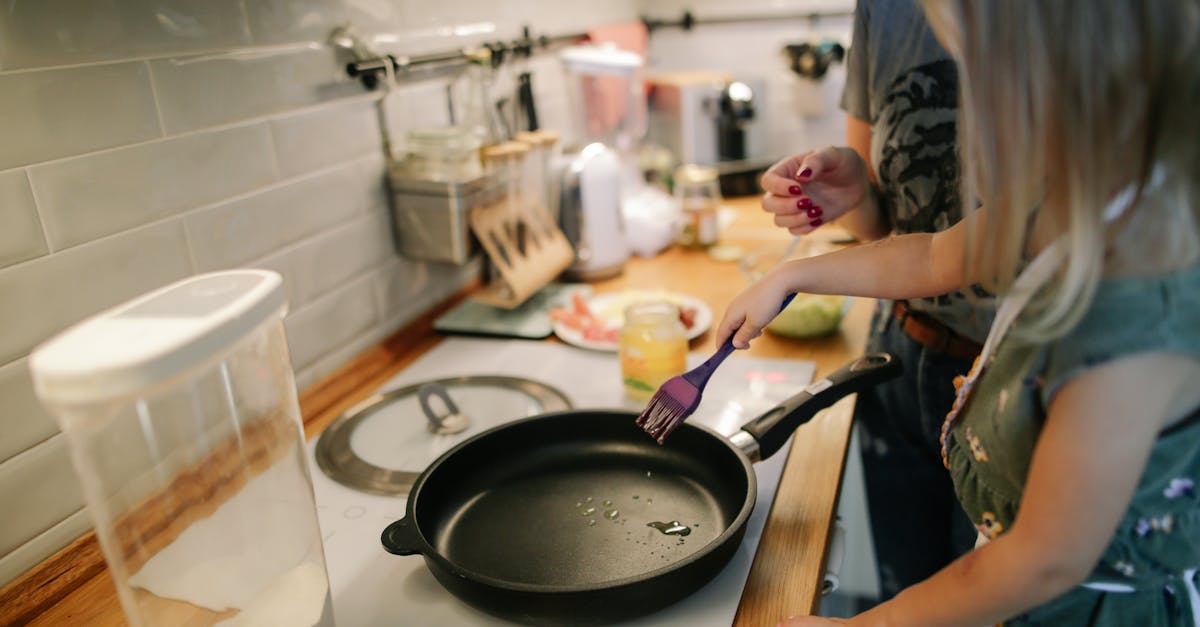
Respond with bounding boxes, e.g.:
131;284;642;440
806;206;823;218
788;185;802;195
798;197;813;208
811;217;823;227
799;167;813;178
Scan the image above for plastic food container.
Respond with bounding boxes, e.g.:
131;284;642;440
29;270;334;627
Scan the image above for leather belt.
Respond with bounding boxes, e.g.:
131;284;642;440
892;301;983;361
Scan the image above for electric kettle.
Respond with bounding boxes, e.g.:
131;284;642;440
557;142;628;280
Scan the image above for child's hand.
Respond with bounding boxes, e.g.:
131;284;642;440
716;269;794;349
760;147;871;235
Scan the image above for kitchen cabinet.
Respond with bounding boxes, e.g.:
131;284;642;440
20;196;871;625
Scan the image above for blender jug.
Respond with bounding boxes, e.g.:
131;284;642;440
29;270;334;627
555;44;645;281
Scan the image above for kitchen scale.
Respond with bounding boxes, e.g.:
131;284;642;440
307;337;816;626
431;282;582;340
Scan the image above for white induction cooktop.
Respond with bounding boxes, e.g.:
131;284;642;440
306;337;815;626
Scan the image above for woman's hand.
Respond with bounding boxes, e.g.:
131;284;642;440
715;266;795;349
760;147;872;235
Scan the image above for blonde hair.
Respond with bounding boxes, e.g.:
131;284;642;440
923;0;1200;341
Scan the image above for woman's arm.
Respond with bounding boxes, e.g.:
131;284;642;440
837;115;892;241
716;216;968;349
822;352;1199;627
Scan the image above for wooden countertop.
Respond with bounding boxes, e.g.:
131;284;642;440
9;196;871;626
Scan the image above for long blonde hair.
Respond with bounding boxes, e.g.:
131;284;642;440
923;0;1200;341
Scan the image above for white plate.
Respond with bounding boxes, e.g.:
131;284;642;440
551;289;713;352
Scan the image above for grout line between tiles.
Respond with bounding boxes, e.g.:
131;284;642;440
13;151;384;268
21;169;54;254
0;431;65;472
19;92;384;172
144;60;169;138
0;41;325;76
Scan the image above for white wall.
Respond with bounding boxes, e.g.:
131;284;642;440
0;0;636;587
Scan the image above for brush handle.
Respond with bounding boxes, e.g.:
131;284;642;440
683;294;797;389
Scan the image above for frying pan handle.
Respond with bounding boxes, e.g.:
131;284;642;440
739;353;902;460
381;517;423;556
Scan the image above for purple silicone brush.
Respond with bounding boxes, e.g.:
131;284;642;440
636;294;795;443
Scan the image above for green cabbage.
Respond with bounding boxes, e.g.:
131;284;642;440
766;295;846;338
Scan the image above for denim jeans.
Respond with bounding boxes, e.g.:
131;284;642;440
856;301;979;600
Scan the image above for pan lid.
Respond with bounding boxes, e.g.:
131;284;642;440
315;375;571;495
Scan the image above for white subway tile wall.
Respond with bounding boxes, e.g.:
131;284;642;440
0;63;162;170
0;170;46;267
0;0;638;587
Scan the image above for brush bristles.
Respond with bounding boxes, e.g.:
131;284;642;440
635;393;689;444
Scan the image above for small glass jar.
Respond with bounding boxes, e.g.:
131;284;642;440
619;301;688;401
403;126;483;182
674;164;722;249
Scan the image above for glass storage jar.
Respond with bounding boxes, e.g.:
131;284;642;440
619;301;688;401
674;163;722;249
402;126;483;182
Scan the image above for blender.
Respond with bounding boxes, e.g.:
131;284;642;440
555;43;646;280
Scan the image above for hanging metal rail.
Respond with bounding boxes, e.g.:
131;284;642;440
641;8;853;33
340;9;854;89
342;26;586;90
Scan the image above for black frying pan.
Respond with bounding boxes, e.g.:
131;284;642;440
382;353;900;625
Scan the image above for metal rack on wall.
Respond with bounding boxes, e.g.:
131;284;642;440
338;9;854;90
339;25;587;90
641;8;853;33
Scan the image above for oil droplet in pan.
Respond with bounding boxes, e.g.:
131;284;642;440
580;507;597;516
647;521;692;536
604;509;620;520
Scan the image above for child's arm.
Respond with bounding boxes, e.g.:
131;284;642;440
787;352;1200;627
716;215;969;349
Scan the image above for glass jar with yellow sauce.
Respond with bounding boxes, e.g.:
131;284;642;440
619;301;688;401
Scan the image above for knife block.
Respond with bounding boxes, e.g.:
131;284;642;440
470;141;574;309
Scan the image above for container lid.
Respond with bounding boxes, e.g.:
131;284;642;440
405;126;481;155
30;270;287;405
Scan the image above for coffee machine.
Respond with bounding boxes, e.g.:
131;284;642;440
646;72;768;196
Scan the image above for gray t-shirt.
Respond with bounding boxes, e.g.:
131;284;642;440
840;0;994;343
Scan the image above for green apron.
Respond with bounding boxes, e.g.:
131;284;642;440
943;261;1200;626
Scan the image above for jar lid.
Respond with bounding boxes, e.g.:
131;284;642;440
515;130;559;147
30;270;287;406
675;163;719;184
481;140;530;162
